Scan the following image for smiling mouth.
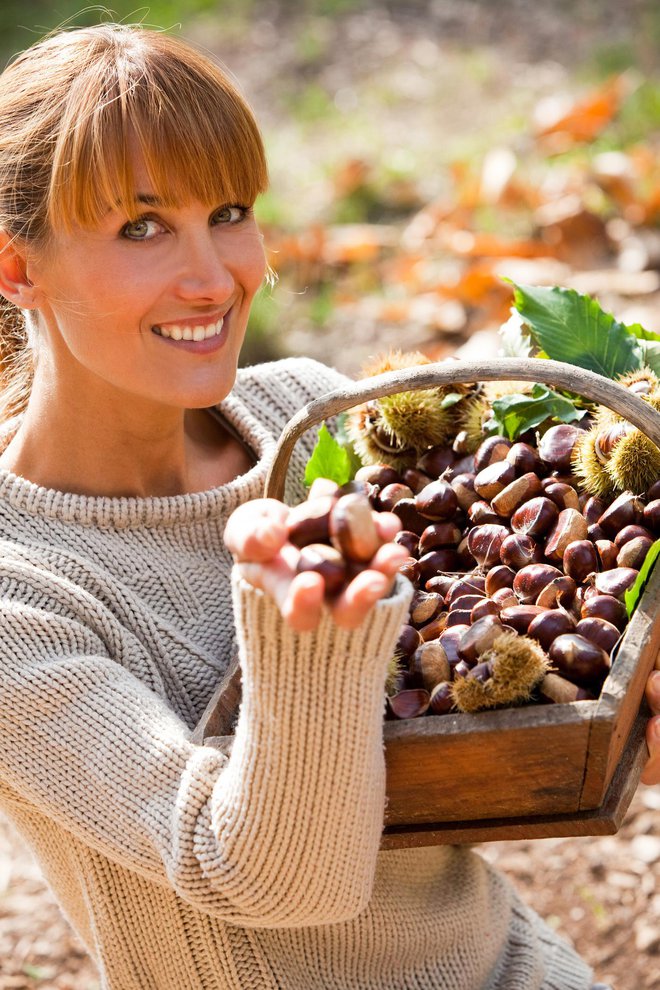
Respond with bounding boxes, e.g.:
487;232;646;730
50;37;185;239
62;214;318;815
152;316;225;341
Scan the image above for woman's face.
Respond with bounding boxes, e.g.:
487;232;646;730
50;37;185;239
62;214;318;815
27;159;267;414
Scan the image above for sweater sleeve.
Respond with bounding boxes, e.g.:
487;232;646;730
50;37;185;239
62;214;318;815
0;564;413;928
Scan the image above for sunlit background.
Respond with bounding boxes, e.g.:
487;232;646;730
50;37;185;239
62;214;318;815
1;0;659;375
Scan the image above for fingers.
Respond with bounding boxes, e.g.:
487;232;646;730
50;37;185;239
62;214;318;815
329;568;396;630
640;716;660;786
374;510;402;544
646;669;660;716
224;499;290;562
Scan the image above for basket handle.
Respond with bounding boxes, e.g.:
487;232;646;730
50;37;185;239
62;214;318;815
264;357;660;500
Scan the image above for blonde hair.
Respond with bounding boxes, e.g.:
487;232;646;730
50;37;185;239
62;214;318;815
0;23;268;425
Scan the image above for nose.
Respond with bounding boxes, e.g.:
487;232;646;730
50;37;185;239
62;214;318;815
174;231;235;303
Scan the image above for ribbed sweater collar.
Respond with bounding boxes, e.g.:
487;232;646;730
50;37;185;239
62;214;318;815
0;389;276;530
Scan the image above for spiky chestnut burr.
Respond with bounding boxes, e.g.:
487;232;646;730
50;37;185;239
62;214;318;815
345;350;474;470
451;632;550;713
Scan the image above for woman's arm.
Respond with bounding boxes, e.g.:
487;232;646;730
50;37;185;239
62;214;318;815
641;665;660;785
0;556;412;927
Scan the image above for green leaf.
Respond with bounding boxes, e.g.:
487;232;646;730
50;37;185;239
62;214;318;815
304;423;352;487
490;384;587;441
625;538;660;617
507;282;642;378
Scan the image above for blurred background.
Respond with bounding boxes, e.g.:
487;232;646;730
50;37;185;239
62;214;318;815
0;2;659;989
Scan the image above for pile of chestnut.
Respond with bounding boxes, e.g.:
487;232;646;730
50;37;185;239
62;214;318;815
289;423;660;719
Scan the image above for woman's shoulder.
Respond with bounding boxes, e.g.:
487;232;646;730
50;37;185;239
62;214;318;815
234;357;352;414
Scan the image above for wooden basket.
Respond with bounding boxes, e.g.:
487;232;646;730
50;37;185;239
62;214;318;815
261;358;660;847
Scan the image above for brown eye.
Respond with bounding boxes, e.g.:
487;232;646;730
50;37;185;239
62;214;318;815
212;205;247;225
121;218;162;240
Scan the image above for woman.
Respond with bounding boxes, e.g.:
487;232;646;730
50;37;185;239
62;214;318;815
0;22;656;990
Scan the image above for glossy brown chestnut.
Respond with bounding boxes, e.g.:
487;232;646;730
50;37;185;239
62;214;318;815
506;442;538;475
416;446;454;479
473;460;516;501
355;463;401;488
417;549;461;585
548;633;610;688
410;641;451;692
544;508;589;563
419;615;449;642
499;604;546;634
457;615;505;664
415;479;459;521
595;539;619;570
535;575;577;609
419;522;462;553
446;574;487;603
437;626;470;668
575;617;621;653
474;435;512;472
617;536;653;570
642;499;660;533
592;566;638;600
491;472;543;517
392;498;428;536
409;591;444;627
388;689;431;719
485;564;516;596
471;598;501;622
378;483;414;511
450;473;481;511
582;496;606;527
511;496;559;538
598;491;643;538
468;500;504;526
424;574;456;598
563;540;598;584
467;524;510;568
394;529;420;558
288;494;335;548
329;493;382;562
513;563;564;604
527;608;576;651
543;481;580;511
396;624;423;658
296;544;347;596
537;423;582;472
580;594;628;631
429;681;455;714
500;533;544;570
402;468;433;494
491;586;518;609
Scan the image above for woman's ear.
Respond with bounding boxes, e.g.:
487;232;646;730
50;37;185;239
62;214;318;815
0;230;39;309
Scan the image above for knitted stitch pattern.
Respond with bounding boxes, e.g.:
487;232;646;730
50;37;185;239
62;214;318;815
0;358;593;989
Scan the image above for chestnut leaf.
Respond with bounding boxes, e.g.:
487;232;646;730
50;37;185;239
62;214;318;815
304;423;353;488
624;537;660;617
505;281;642;379
489;384;587;442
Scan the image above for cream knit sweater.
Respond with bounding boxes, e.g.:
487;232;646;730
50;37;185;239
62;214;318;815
0;357;593;990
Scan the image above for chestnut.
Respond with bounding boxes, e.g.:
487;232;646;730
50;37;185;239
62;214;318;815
548;633;610;688
329;493;382;562
491;472;543;517
296;543;347;596
467;524;510;569
288;494;335;547
591;566;638;600
473;460;516;501
355;463;401;487
378;482;414;511
429;681;455;714
527;608;576;651
446;609;473;627
419;521;462;554
450;472;481;511
575;617;621;654
437;626;470;668
396;624;423;659
388;689;430;719
511;496;559;538
598;491;643;538
394;529;420;558
583;496;607;527
537;424;582;472
542;481;580;511
398;558;420;584
471;598;500;622
595;539;619;570
419;615;449;642
580;594;628;631
647;479;660;501
446;575;487;603
474;435;512;472
449;593;484;613
491;586;518;610
500;533;544;570
544;508;589;563
457;615;505;665
642;499;660;534
538;672;595;704
468;500;504;526
506;441;538;475
563;540;598;584
402;467;433;494
409;590;444;628
410;641;451;692
513;563;564;604
424;574;456;598
417;549;461;585
617;536;653;570
499;604;546;634
415;479;459;521
535;575;577;609
485;564;516;597
391;498;428;536
416;445;454;479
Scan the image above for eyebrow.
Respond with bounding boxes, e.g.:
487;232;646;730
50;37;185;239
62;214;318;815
106;194;165;215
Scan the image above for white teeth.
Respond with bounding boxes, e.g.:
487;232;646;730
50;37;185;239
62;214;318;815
153;316;225;341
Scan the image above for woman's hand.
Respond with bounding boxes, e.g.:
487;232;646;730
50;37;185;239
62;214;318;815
640;663;660;785
224;498;409;632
